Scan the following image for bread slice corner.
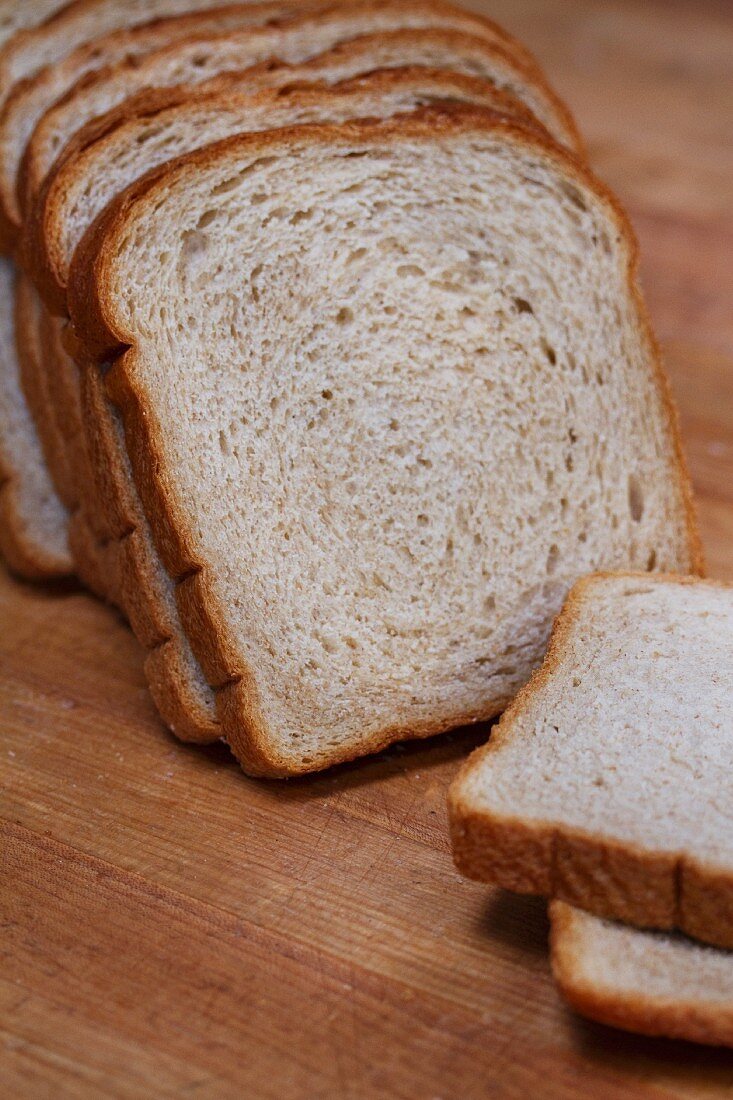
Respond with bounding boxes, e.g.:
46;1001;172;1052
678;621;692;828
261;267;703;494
450;573;733;948
550;900;733;1048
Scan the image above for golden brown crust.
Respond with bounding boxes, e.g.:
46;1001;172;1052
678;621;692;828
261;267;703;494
64;109;702;775
82;365;220;743
450;572;731;947
550;901;733;1047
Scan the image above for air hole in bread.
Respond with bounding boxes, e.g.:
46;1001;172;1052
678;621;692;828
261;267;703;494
546;544;559;575
181;231;208;260
561;181;588;212
396;264;425;278
541;338;557;365
212;158;277;196
250;264;263;302
335;308;353;325
513;297;534;315
647;548;658;571
628;474;645;522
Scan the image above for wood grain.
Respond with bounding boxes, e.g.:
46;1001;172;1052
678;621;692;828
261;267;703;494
2;1;732;1095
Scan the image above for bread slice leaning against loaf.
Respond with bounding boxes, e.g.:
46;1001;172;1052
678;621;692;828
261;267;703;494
65;108;700;775
41;74;543;746
550;902;733;1047
450;573;733;949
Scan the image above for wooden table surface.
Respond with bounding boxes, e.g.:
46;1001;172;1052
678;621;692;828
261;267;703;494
2;1;732;1096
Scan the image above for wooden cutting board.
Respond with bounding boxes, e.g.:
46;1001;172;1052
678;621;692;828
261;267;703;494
2;1;732;1096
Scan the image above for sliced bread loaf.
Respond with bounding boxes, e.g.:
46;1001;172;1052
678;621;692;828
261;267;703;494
66;109;699;774
39;74;546;745
450;574;733;949
550;901;733;1047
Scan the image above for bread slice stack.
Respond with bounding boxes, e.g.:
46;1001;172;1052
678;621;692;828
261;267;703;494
0;0;721;1046
451;574;733;1046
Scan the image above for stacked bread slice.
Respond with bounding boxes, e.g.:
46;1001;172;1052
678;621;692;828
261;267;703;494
0;0;720;1046
451;574;733;1045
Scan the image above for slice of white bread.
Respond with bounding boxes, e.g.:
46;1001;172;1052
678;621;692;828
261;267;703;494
65;109;700;774
2;4;557;584
450;574;733;949
0;255;70;577
550;901;733;1048
0;0;543;245
37;75;546;746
